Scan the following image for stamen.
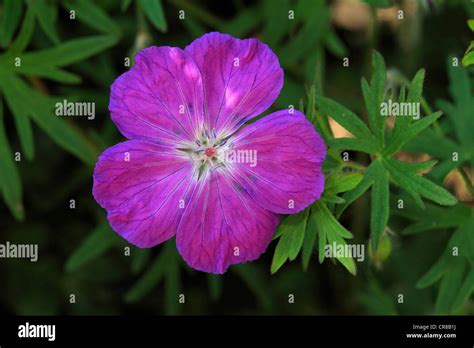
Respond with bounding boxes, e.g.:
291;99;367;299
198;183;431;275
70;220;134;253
205;148;217;156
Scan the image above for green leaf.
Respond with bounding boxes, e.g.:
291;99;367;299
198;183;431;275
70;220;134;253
396;200;470;235
370;51;387;103
302;209;318;270
412;211;474;312
383;158;457;206
125;243;172;303
65;221;117;272
452;269;474;311
131;249;151;275
279;1;328;66
8;6;35;56
261;0;290;47
221;7;260;37
17;35;117;67
404;128;459;165
234;264;274;313
370;160;389;249
312;201;356;275
63;0;121;37
365;51;387;144
15;64;82;84
387;69;425;146
7;75;97;165
336;162;378;217
360;275;397;315
368;233;392;266
271;234;290;269
391;159;438;175
398;83;406;102
289;209;309;261
328;137;377;154
403;219;462;235
207;274;223;301
441;63;474;153
270;209;309;273
1;82;35;160
164;251;181;315
435;257;466;314
324;172;364;194
0;0;23;48
0;95;24;220
361;78;378;139
416;253;449;289
181;16;206;38
324;29;347;57
407;68;425;104
318;222;326;263
316;96;374;140
462;51;474;66
121;0;133;12
384;111;443;156
323;194;345;204
139;0;167;32
468;19;474;31
28;0;60;44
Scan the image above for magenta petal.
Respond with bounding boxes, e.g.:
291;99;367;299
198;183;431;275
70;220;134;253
229;110;326;214
176;169;279;274
185;32;283;136
109;46;204;144
93;140;195;248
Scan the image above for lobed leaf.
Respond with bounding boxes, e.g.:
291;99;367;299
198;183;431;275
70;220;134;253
316;95;374;140
271;209;309;273
383;158;457;207
384;111;443;156
7;75;97;165
312;201;356;275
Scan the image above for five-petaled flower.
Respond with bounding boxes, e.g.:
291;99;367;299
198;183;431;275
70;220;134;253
93;32;326;274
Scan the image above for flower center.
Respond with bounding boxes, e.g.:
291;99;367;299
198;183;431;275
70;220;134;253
205;148;217;157
176;127;234;181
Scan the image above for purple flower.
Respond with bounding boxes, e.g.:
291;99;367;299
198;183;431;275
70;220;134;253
93;32;326;274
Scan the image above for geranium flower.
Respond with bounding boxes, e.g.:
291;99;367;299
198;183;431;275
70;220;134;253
93;32;326;274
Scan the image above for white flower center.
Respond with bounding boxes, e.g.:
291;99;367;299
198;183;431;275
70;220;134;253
177;127;234;180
